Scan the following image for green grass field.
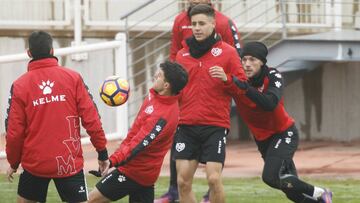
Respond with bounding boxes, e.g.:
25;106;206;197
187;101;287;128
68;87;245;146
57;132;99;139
0;175;359;202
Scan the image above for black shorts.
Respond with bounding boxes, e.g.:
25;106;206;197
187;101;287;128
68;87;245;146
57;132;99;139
96;169;154;202
174;125;228;164
18;169;87;203
255;124;299;160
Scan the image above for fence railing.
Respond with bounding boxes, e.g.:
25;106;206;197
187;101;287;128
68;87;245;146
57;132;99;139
121;0;360;122
0;33;128;159
0;0;71;28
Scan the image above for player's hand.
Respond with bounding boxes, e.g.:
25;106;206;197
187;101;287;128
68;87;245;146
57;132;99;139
89;166;115;177
98;159;110;175
89;169;102;177
209;66;227;82
89;159;109;177
6;166;17;182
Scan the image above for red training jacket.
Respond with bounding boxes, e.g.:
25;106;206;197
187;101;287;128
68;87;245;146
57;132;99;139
170;9;242;61
175;40;247;129
5;57;107;178
109;89;180;186
233;67;294;141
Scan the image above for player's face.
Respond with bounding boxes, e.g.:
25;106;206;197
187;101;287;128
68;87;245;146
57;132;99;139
191;14;215;42
241;56;263;78
152;68;169;94
188;0;211;7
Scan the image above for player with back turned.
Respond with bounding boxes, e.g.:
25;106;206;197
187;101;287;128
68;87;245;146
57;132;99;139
5;31;109;203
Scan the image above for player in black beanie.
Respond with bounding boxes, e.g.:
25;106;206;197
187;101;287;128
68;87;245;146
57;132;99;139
232;41;333;203
240;41;268;64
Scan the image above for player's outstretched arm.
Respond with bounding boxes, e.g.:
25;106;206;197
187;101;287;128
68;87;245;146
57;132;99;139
233;69;284;111
109;117;167;168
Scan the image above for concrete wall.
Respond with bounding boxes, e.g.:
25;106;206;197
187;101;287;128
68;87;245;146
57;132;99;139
284;62;360;141
2;38;360;142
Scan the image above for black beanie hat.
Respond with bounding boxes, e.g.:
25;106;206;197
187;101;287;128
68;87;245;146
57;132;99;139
240;41;268;64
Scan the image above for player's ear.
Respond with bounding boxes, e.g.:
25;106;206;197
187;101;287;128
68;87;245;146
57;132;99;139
211;19;216;30
208;15;215;27
164;82;171;92
164;81;170;89
27;49;33;58
50;48;54;55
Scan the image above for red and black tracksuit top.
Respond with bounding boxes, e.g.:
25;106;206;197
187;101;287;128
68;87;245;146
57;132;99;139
170;9;242;61
5;57;107;178
176;40;247;129
109;88;180;186
233;66;294;141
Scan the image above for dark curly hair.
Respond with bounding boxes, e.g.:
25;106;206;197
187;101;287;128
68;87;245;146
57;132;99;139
159;61;188;95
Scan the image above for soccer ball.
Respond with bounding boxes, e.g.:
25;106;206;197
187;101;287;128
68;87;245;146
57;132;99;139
99;76;130;106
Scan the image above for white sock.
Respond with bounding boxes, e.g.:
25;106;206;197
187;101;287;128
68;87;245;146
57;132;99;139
313;187;325;198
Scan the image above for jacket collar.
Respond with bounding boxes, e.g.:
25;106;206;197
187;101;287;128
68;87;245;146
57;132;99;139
28;57;58;72
182;36;222;59
185;31;221;59
149;88;180;105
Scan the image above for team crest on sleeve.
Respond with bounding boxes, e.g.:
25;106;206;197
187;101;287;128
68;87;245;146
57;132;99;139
155;125;162;132
231;25;236;31
275;73;282;78
275;81;282;88
211;48;222;57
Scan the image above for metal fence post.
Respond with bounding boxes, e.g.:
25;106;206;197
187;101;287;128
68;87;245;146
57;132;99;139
279;0;288;39
114;33;129;132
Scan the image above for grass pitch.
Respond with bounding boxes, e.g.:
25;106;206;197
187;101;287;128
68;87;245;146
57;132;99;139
0;175;359;202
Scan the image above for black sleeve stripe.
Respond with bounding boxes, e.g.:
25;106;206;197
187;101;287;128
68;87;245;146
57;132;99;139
267;68;284;98
115;118;167;167
245;68;283;111
267;69;283;105
5;84;14;132
268;68;282;77
228;19;242;56
80;76;101;119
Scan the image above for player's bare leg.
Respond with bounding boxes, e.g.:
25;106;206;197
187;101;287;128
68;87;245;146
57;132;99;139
176;159;198;203
17;196;36;203
206;161;225;203
88;187;111;203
